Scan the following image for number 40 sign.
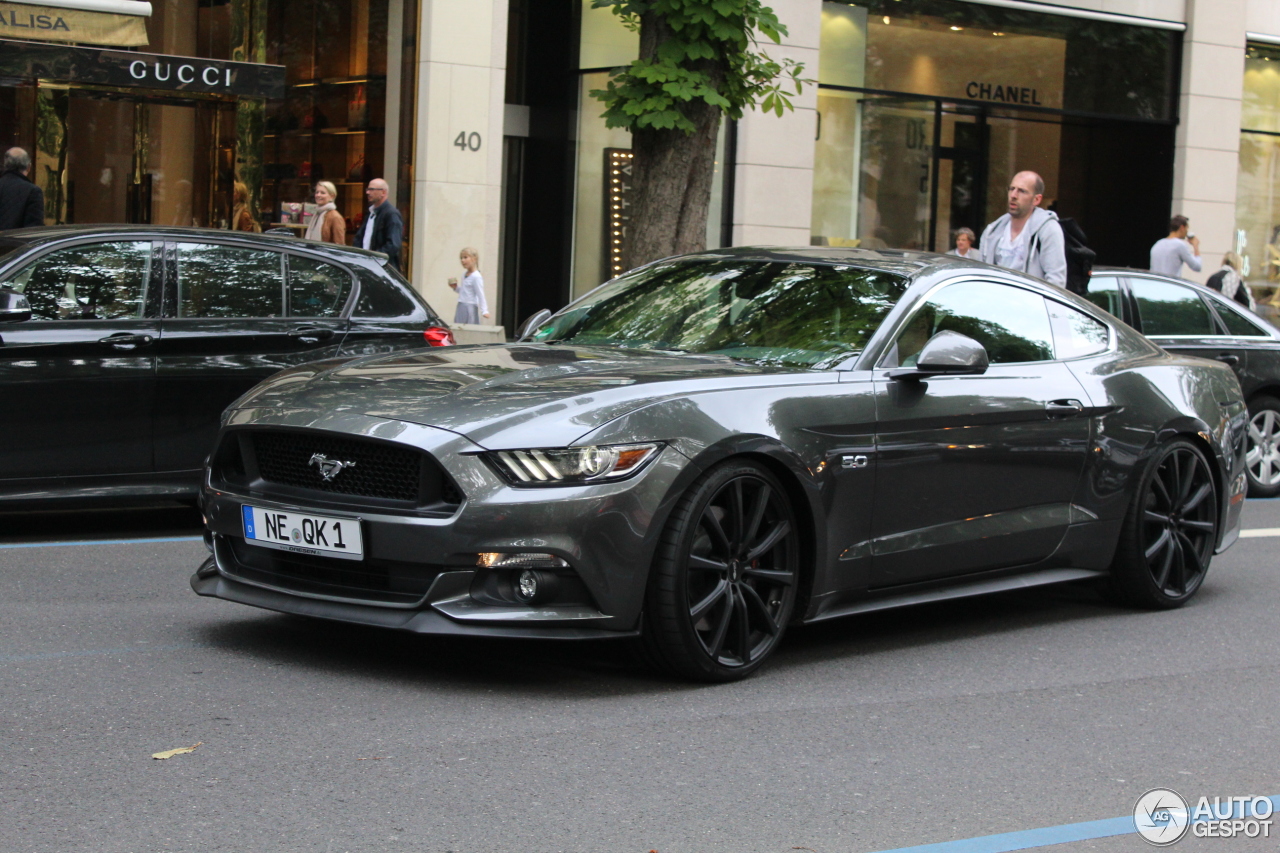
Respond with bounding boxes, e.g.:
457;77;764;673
454;131;482;151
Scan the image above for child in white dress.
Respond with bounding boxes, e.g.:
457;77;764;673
451;247;489;324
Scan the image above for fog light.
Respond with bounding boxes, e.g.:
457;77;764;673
477;552;568;569
512;569;560;605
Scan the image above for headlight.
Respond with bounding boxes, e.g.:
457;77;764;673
487;442;661;486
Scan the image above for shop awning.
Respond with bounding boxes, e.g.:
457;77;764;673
0;0;150;48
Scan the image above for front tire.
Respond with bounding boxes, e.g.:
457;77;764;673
1245;395;1280;497
641;461;800;682
1107;438;1218;609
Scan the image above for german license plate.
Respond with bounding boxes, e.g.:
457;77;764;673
242;505;364;561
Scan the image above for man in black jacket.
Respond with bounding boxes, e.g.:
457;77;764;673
0;148;44;230
353;178;403;270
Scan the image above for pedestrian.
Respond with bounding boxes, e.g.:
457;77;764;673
978;171;1067;287
231;181;260;232
948;227;978;259
353;178;403;269
450;246;489;324
1205;251;1255;310
0;147;44;230
304;180;345;244
1149;215;1201;278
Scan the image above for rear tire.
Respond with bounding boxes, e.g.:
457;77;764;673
1106;438;1218;609
1245;395;1280;498
640;460;800;682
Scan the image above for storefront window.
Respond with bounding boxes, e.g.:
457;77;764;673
1236;43;1280;321
812;0;1179;267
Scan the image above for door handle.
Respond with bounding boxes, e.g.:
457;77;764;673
1045;399;1084;417
97;332;154;351
1216;353;1240;366
288;326;335;344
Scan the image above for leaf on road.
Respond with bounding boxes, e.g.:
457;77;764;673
151;742;202;760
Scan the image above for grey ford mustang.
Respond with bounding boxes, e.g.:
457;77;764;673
193;248;1248;681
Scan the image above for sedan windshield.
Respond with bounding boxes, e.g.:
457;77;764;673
534;259;907;368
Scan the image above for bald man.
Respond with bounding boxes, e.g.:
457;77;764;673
0;147;44;230
353;177;403;269
978;170;1067;288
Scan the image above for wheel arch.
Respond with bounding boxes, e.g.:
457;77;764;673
1155;419;1228;547
658;437;825;623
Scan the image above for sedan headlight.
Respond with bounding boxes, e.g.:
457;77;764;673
487;443;662;486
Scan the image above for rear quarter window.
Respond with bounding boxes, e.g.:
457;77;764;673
352;266;431;320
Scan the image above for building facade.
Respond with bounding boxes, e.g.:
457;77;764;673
5;0;1280;328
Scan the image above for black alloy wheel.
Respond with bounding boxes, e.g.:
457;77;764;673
1245;395;1280;497
1108;438;1218;609
642;461;800;682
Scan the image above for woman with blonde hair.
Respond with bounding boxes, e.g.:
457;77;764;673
449;246;489;324
1206;251;1256;310
304;181;345;244
231;181;260;232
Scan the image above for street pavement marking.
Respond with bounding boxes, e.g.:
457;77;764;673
1239;528;1280;538
866;795;1280;853
0;536;202;549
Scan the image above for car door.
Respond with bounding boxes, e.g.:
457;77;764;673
0;239;159;481
870;278;1093;587
154;241;352;473
1127;275;1246;375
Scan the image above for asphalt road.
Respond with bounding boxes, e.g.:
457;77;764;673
2;501;1279;853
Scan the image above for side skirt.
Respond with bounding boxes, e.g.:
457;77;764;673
806;567;1106;624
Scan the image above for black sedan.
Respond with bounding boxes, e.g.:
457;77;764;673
0;226;452;506
193;249;1248;681
1086;268;1280;496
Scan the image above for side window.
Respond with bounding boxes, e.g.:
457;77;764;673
1047;299;1110;359
886;280;1054;367
177;243;283;319
288;255;353;318
6;241;150;321
1129;278;1217;336
1085;276;1126;322
353;266;419;318
1214;299;1271;337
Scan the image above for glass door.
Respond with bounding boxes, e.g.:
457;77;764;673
855;97;935;251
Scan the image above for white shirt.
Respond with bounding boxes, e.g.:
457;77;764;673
995;223;1029;271
361;207;377;250
457;270;487;314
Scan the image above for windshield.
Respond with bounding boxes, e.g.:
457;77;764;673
534;259;908;368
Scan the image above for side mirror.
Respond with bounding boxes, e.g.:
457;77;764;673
516;308;552;342
889;330;989;380
0;288;31;323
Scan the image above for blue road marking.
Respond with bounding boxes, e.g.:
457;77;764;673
868;795;1280;853
0;536;202;549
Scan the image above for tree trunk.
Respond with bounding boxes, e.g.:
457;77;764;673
624;12;725;271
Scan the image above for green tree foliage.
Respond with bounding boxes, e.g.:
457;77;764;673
590;0;808;133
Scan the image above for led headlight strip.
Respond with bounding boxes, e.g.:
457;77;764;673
490;443;661;486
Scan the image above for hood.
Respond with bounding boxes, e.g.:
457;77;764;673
233;343;817;448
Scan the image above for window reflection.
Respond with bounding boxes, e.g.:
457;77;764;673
1047;299;1108;358
9;241;150;321
1130;279;1216;336
536;260;907;368
887;280;1053;366
289;256;352;318
178;243;283;318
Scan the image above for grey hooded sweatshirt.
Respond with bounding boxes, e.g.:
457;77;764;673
978;207;1067;288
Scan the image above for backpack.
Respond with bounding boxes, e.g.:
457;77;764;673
1056;216;1095;295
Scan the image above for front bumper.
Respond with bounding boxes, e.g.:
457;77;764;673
193;411;688;637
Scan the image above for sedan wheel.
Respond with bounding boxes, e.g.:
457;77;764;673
1245;395;1280;497
1107;438;1218;609
642;461;799;682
